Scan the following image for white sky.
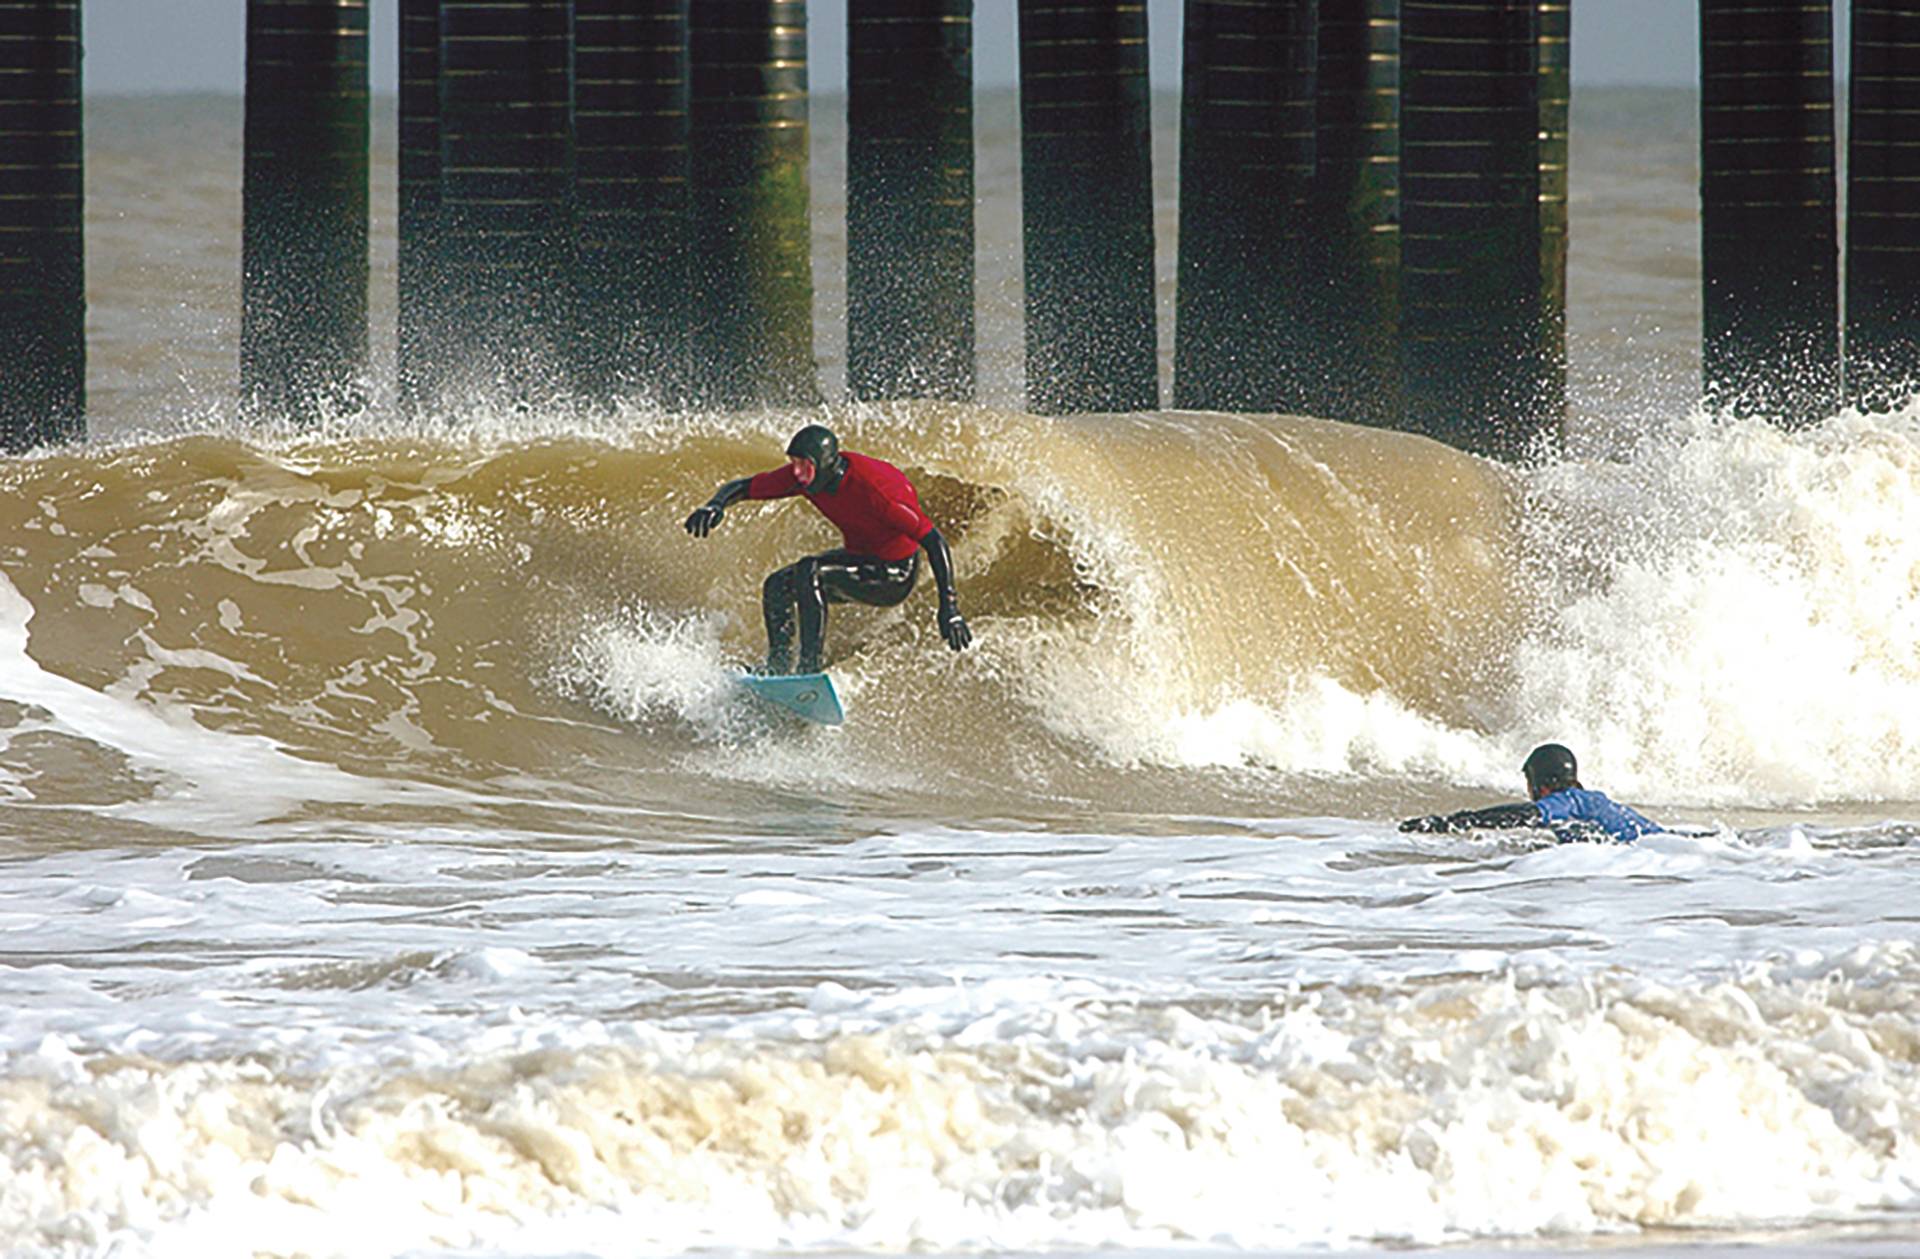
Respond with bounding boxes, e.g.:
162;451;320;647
86;0;1715;95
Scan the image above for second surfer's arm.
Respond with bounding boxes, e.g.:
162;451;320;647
1399;802;1544;833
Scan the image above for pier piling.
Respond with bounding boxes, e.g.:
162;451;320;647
1399;0;1555;459
690;0;816;409
1018;0;1159;414
242;0;370;425
1305;0;1401;428
437;0;574;400
1699;0;1839;421
847;0;975;402
1845;0;1920;412
0;0;83;450
574;0;693;406
1536;0;1569;425
1172;0;1319;414
398;0;442;412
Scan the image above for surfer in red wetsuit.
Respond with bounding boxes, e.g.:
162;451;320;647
684;424;972;675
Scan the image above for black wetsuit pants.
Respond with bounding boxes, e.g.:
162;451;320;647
762;549;919;674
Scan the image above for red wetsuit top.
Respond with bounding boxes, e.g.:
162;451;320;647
747;451;934;562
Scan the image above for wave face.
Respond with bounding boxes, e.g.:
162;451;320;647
0;406;1523;823
8;403;1920;817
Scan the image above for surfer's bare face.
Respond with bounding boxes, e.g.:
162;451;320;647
789;455;816;487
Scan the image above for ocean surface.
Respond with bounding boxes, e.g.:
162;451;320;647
3;88;1917;1258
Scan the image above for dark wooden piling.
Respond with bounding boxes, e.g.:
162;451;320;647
242;0;370;425
1536;0;1570;422
1699;0;1839;421
1304;0;1401;428
1399;0;1555;460
1172;0;1319;413
0;0;83;450
847;0;975;402
1018;0;1158;414
1845;0;1920;412
690;0;816;409
437;0;574;399
397;0;442;412
574;0;693;407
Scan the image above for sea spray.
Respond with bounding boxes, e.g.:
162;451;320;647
1513;406;1920;805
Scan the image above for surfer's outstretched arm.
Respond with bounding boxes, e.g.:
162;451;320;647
920;527;972;651
1400;802;1541;833
684;478;753;538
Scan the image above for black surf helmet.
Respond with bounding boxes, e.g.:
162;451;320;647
1522;743;1579;797
786;424;846;494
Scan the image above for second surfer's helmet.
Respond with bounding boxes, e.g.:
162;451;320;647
1522;743;1579;797
786;424;846;493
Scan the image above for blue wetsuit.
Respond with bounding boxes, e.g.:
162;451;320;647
1533;787;1659;844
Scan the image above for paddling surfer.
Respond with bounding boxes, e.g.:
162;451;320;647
1399;743;1662;844
684;424;972;675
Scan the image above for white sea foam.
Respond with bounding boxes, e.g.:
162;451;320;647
564;604;743;732
3;953;1917;1258
1508;407;1920;805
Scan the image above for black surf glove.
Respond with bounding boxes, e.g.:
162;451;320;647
685;478;752;538
939;601;971;652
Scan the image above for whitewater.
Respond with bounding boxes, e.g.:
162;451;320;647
2;89;1918;1259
